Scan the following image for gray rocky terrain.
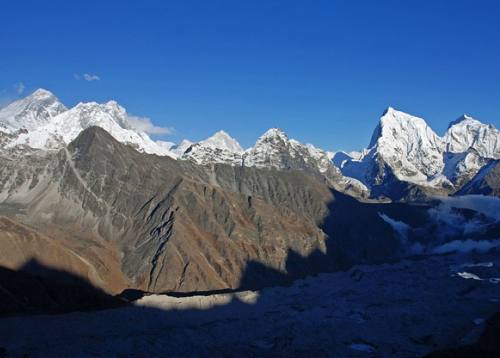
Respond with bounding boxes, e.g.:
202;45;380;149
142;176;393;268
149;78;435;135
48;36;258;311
0;250;499;357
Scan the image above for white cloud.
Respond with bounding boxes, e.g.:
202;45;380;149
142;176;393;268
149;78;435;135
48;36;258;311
74;73;100;81
83;73;100;81
432;239;500;254
127;115;174;135
378;212;410;243
14;82;25;95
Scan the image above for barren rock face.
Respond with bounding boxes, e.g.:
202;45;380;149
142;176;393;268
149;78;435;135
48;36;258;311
0;127;338;293
1;127;497;296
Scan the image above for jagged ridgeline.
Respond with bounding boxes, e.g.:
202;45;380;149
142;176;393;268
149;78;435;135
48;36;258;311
0;89;499;295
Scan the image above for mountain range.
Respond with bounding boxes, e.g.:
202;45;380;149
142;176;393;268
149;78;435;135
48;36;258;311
2;89;499;200
0;89;499;297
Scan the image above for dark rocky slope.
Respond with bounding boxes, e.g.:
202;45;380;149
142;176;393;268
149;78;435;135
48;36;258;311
0;127;497;295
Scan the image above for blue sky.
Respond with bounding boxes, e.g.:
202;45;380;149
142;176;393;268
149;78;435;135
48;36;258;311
1;0;499;151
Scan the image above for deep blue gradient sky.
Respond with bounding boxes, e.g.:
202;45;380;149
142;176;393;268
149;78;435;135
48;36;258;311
1;0;499;151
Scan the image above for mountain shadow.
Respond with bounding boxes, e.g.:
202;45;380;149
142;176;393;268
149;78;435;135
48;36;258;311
1;204;499;357
0;259;125;316
0;189;430;315
1;244;499;357
425;311;500;357
234;189;432;291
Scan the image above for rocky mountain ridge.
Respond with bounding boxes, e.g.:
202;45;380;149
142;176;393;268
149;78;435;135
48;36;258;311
1;89;499;202
1;126;499;295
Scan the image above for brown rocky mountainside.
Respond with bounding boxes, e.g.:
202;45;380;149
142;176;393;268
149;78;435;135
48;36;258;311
0;127;442;294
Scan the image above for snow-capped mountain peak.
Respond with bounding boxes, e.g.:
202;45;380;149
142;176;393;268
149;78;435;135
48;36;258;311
444;115;499;158
447;114;477;129
373;107;444;180
341;107;447;189
257;128;289;143
1;90;175;157
377;107;437;137
243;128;291;169
0;88;67;133
339;107;500;197
181;130;243;165
199;130;244;153
4;89;500;200
242;127;334;175
31;88;56;99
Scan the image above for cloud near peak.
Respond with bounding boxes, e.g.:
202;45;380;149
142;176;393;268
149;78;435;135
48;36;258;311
74;73;101;81
83;73;100;81
127;115;174;135
14;82;25;95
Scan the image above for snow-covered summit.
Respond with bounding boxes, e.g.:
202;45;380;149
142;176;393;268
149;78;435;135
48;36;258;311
257;128;289;142
181;130;244;165
4;89;499;199
198;130;244;153
444;115;499;158
339;107;500;196
0;89;175;157
243;128;291;169
370;107;445;182
341;107;448;190
446;114;476;129
0;88;67;133
243;128;335;173
179;126;339;176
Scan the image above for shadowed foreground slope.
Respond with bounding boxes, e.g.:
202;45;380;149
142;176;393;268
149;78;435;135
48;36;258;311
1;250;499;357
0;260;124;315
